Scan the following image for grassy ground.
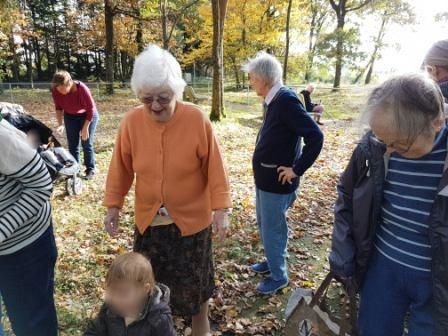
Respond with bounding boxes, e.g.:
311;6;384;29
0;87;365;335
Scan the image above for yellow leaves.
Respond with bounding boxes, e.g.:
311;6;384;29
226;306;240;318
21;90;359;335
301;281;314;288
183;0;287;66
241;196;254;209
116;246;127;254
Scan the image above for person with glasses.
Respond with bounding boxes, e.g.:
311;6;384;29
329;74;448;336
103;44;231;336
424;39;448;102
50;70;100;179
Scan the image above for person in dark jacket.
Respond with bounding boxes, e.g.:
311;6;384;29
243;51;324;294
329;74;448;336
84;252;176;336
424;39;448;102
300;84;325;125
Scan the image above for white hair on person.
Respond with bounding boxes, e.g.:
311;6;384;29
242;51;283;86
131;44;186;99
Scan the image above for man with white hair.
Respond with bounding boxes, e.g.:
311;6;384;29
300;84;325;125
243;52;324;294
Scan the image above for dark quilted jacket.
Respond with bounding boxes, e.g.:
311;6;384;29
329;132;448;336
84;284;177;336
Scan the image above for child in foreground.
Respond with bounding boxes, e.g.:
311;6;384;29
84;252;177;336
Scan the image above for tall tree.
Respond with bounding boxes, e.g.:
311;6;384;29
329;0;373;88
353;0;414;84
104;0;115;93
210;0;228;122
303;0;331;81
283;0;293;83
183;0;286;86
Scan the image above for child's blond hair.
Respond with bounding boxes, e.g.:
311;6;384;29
106;252;156;290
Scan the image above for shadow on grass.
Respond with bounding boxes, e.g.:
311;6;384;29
236;115;263;129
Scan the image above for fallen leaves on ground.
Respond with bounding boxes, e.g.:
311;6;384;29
9;92;360;335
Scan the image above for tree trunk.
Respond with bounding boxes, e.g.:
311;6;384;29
364;58;375;84
44;37;54;75
8;30;20;82
305;1;327;82
94;50;102;80
29;6;43;79
304;12;316;82
160;0;169;49
104;0;114;94
333;15;345;89
23;40;33;82
210;0;229;122
365;16;387;84
50;0;61;69
330;0;372;88
136;20;144;52
283;0;293;83
231;56;240;89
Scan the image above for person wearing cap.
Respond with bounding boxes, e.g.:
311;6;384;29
424;39;448;102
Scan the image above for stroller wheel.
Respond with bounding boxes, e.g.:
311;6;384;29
66;175;83;196
72;174;83;195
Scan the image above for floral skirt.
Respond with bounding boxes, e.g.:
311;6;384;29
134;223;214;316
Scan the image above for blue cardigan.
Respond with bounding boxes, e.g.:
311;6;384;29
252;87;324;194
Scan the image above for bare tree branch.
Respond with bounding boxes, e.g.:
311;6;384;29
346;0;373;13
167;0;201;43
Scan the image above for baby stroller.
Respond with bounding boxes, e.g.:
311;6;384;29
0;102;83;196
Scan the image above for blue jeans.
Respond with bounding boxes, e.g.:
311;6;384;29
64;111;99;171
0;227;58;336
360;251;434;336
255;188;296;282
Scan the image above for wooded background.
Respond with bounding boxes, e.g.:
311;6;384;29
1;0;431;89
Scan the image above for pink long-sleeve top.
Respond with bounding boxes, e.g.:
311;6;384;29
51;81;96;121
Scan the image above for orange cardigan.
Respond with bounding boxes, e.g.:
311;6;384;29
103;101;232;236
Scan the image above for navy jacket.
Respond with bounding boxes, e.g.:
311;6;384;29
252;88;324;194
300;89;316;112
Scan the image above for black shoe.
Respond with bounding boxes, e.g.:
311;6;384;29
85;169;95;180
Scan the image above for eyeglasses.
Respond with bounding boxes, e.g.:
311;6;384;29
139;94;173;105
370;135;412;154
370;130;423;155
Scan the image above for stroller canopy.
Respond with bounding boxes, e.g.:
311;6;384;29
0;102;60;146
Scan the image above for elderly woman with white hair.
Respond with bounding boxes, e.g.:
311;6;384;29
243;52;324;294
103;44;232;335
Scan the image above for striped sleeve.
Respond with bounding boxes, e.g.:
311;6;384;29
0;153;53;243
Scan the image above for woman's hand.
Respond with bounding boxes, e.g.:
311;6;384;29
81;127;90;141
277;166;298;185
212;209;230;241
104;207;120;237
56;125;65;136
